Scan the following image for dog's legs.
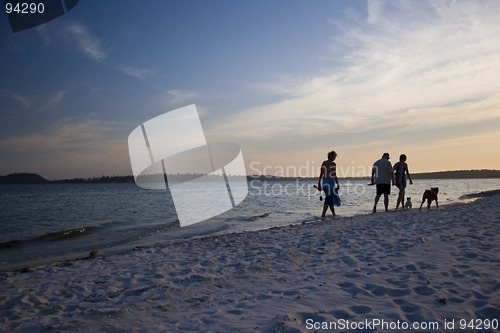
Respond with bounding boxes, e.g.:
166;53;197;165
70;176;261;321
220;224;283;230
419;197;426;211
435;198;439;209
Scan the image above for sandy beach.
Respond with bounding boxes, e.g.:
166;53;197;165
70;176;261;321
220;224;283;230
1;191;499;332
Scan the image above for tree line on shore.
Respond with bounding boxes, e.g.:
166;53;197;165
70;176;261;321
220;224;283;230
1;169;500;184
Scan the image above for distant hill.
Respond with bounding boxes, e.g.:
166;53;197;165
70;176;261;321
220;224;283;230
0;173;49;184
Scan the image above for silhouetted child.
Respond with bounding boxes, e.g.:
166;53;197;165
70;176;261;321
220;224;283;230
394;154;413;210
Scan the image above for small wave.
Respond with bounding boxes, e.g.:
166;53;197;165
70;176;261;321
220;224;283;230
35;227;92;242
125;223;179;242
247;212;272;221
0;239;23;249
0;227;93;250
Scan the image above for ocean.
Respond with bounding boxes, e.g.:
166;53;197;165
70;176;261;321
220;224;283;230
1;178;499;272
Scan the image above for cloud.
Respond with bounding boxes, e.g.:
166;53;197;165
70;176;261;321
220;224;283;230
120;66;153;80
37;21;110;62
207;0;500;143
52;90;66;105
247;74;304;96
63;22;110;62
0;118;121;152
36;24;52;46
153;90;198;108
37;90;66;111
1;91;32;108
1;89;66;112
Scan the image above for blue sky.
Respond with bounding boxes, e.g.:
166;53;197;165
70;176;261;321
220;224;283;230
1;0;499;179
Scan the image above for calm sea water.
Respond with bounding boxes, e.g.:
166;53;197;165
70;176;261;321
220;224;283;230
1;178;499;272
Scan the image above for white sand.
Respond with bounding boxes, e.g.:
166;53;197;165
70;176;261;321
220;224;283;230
1;192;499;332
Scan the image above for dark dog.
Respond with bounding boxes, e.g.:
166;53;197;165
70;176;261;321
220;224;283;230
419;187;439;210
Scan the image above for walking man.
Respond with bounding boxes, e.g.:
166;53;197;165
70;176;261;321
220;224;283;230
371;153;395;213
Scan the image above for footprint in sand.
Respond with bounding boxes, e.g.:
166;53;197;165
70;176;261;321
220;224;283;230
349;305;372;315
364;283;388;297
392;298;424;321
475;306;500;319
338;281;367;296
413;285;434;296
257;294;272;301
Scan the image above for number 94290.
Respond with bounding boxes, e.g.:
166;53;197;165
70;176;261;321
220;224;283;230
6;2;45;14
460;319;499;330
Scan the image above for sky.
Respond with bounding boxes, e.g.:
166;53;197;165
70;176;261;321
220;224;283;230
1;0;499;180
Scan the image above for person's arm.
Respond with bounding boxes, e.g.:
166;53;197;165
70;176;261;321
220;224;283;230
405;163;413;185
371;166;376;184
317;163;324;190
390;164;395;186
333;163;339;190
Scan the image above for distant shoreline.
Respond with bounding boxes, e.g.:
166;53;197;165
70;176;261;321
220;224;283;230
1;169;500;184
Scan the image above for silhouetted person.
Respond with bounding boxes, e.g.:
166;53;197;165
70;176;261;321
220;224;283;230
371;153;395;213
317;151;340;217
394;154;413;209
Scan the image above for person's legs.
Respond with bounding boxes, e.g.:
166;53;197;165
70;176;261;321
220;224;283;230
321;204;328;218
373;194;381;213
396;186;405;209
322;179;335;217
328;205;335;216
384;193;389;211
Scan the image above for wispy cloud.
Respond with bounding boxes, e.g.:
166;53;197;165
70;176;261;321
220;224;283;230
152;89;198;108
120;66;153;80
63;22;110;62
1;89;66;112
38;90;66;111
1;91;33;108
208;0;500;143
36;24;52;46
168;90;198;104
248;74;304;96
0;118;120;152
52;90;66;105
37;21;110;62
